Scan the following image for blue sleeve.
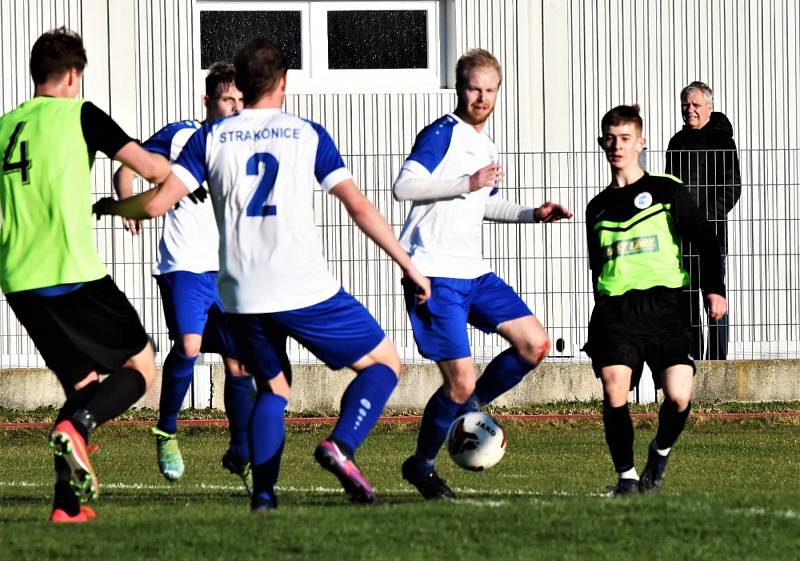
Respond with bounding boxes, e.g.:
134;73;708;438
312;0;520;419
407;116;457;174
173;124;209;186
141;127;172;158
142;121;199;159
308;122;347;184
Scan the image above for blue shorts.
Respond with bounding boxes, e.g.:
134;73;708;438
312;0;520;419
155;271;237;358
402;273;532;362
226;287;386;383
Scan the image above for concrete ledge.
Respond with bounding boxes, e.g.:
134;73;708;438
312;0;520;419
1;360;798;411
693;360;800;401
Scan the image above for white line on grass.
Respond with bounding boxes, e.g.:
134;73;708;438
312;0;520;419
452;498;509;508
726;507;798;520
4;480;797;519
0;480;590;498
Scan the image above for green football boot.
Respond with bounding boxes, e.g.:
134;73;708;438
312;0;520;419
152;427;184;481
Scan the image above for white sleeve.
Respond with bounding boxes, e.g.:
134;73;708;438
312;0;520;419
392;160;470;201
171;163;199;194
484;196;536;223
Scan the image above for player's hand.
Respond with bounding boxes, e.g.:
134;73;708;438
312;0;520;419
706;293;727;320
405;269;431;304
535;201;573;223
92;196;115;219
122;217;143;236
469;163;504;192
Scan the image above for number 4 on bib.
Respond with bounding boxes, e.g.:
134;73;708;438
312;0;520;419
2;122;32;185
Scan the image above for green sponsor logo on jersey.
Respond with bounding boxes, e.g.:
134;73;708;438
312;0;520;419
603;235;659;261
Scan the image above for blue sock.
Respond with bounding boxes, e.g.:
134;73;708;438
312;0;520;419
331;364;398;457
249;393;287;500
473;348;534;406
415;387;461;464
224;372;256;461
157;348;197;434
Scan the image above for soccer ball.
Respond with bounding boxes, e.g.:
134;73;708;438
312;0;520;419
446;412;506;471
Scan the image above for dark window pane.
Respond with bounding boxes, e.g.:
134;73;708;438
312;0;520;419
200;11;302;69
327;10;428;70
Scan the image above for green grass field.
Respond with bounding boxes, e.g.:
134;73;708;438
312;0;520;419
1;416;798;561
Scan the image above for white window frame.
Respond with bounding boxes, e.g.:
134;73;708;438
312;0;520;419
196;0;446;94
308;1;441;92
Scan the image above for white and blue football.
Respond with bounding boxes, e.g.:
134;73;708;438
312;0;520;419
446;412;506;471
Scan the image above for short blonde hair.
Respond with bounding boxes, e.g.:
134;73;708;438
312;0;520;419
455;49;502;92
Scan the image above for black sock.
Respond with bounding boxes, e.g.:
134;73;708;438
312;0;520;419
654;401;692;450
603;401;635;473
331;437;355;461
52;382;102;516
57;380;100;422
53;473;80;516
56;381;100;442
82;367;147;427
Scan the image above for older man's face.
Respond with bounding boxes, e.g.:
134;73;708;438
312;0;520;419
681;90;711;129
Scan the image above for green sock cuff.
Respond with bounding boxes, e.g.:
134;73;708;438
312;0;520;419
151;426;177;439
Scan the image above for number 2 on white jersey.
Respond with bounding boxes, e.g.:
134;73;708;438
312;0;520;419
245;152;279;216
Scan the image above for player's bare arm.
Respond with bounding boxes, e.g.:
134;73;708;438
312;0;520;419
115;141;171;185
94;172;188;220
112;165;144;235
331;179;431;303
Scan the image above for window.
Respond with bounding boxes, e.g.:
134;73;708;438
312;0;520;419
325;9;429;70
200;10;303;70
196;1;446;93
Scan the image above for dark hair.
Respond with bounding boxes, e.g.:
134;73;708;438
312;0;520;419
455;48;502;92
205;62;236;98
600;104;643;134
30;27;87;84
233;38;287;104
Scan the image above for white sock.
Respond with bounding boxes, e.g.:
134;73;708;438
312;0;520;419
652;440;671;456
618;467;639;481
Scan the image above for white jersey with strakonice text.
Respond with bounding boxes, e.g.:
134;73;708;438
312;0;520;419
172;108;351;313
396;113;500;279
143;119;220;276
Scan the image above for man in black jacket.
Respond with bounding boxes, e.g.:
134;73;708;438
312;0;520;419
665;81;741;360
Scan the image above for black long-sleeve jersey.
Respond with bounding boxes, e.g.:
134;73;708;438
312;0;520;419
585;173;725;298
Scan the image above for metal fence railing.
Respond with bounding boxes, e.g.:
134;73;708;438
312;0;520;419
2;148;799;369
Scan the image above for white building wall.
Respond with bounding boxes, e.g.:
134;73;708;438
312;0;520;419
1;0;799;368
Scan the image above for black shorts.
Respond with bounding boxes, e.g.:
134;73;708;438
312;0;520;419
583;287;695;389
6;275;150;390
